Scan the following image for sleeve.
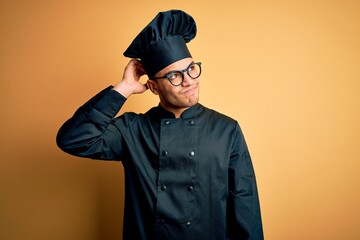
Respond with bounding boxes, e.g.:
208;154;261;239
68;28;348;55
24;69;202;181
56;86;128;160
227;123;264;240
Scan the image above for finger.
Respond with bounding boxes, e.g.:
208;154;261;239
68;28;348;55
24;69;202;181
135;68;146;78
134;60;146;72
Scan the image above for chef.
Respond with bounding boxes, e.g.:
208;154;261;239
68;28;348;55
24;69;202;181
57;9;263;240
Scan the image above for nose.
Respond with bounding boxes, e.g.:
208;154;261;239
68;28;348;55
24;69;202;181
181;72;194;87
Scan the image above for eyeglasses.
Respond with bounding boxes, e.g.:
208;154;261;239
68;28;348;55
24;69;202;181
152;61;202;86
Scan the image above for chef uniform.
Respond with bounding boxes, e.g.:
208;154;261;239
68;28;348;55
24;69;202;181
57;10;263;240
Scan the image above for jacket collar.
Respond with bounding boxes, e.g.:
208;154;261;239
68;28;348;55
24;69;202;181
146;103;203;120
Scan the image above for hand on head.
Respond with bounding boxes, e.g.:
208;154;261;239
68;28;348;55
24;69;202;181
113;59;149;98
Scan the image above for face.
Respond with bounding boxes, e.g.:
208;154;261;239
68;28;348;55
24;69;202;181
148;57;200;117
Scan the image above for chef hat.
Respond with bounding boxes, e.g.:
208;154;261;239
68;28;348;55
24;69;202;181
123;10;197;78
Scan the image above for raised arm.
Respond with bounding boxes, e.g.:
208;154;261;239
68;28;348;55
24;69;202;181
56;60;148;160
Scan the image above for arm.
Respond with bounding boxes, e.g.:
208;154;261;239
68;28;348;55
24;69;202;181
56;60;148;160
227;123;264;240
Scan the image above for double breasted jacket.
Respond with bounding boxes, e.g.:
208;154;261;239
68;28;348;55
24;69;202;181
57;87;263;240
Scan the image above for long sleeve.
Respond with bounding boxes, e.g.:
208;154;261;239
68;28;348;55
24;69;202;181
227;123;264;240
56;86;127;160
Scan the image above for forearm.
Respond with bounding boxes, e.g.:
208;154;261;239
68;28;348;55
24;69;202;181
56;86;126;159
56;59;148;159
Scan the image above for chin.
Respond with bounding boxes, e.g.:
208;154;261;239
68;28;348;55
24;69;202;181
186;95;199;107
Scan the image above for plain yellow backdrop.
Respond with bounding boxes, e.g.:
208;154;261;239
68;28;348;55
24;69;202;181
1;0;359;239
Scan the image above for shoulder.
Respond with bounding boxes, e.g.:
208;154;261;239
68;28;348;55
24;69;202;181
111;111;149;129
196;104;242;135
199;104;238;125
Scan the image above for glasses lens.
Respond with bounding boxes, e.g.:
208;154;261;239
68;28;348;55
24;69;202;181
167;72;183;86
188;62;201;79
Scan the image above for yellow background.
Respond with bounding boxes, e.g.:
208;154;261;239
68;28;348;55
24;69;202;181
1;0;359;239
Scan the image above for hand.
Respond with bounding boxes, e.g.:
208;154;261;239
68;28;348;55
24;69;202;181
113;59;149;98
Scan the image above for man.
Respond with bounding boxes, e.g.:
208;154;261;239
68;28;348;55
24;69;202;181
57;10;263;240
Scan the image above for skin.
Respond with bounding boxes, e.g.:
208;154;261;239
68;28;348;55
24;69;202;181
113;57;200;118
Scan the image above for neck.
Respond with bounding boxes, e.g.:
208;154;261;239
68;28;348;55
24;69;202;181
160;103;189;118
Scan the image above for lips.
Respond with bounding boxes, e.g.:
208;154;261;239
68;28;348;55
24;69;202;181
182;85;198;96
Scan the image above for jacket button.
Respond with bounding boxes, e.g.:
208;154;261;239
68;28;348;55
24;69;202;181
189;120;195;125
160;185;167;191
186;221;191;228
164;120;170;125
157;218;165;223
189;151;195;156
187;186;194;191
162;150;168;156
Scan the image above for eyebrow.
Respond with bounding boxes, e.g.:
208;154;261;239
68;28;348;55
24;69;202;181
161;61;195;76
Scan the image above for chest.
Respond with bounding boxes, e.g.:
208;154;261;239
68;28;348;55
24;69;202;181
129;117;234;178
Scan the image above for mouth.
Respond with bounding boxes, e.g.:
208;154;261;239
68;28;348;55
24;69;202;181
182;85;198;96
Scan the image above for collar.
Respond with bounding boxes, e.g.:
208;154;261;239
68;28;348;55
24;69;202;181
146;103;204;120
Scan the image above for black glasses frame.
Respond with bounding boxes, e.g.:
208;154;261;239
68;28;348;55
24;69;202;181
152;61;202;86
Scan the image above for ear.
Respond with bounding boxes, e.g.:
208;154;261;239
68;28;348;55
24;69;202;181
147;80;159;95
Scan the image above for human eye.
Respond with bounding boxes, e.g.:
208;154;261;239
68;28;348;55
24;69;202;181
167;72;180;80
188;62;199;72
